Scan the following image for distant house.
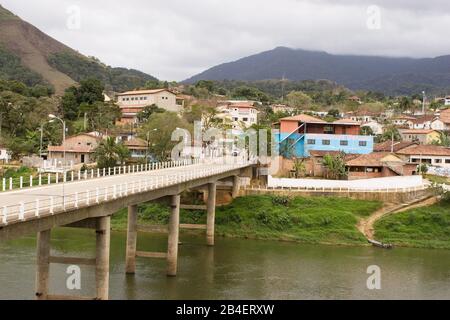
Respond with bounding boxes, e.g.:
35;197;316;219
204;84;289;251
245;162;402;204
392;115;416;127
399;129;441;145
116;89;185;125
309;150;358;177
431;118;446;131
271;104;295;114
349;111;379;123
438;108;450;130
396;145;450;168
47;133;101;167
348;96;362;104
0;145;11;164
124;138;149;160
275;115;373;158
374;141;418;153
218;103;259;129
410;115;435;129
346;152;417;180
445;96;450;106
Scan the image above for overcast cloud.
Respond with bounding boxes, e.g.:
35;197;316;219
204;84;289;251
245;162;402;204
2;0;450;81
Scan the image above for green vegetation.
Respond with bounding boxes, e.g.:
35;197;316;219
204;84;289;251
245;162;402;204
0;47;50;88
93;137;130;169
48;52;157;92
375;200;450;249
111;195;383;246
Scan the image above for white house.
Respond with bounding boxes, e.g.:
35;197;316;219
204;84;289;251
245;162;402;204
0;145;11;163
410;115;435;130
397;145;450;168
116;89;185;125
445;96;450;106
217;103;258;129
431;118;446;131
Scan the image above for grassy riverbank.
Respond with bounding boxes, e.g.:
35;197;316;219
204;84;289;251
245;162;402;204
112;195;382;246
374;199;450;249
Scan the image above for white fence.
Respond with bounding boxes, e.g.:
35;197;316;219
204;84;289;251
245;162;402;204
0;160;252;227
267;175;425;191
427;166;450;177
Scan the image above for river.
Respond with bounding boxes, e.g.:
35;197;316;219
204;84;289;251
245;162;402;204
0;229;449;300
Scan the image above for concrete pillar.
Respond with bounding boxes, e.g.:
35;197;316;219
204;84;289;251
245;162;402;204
95;216;111;300
167;194;181;277
126;205;138;274
206;182;217;246
35;229;51;300
232;176;240;199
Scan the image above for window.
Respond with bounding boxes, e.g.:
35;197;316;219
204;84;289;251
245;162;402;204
322;140;331;146
307;139;316;145
445;159;450;164
435;159;442;164
324;126;334;134
340;140;348;146
243;118;249;122
359;141;367;147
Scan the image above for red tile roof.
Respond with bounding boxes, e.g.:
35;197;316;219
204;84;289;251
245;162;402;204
400;129;438;135
374;141;417;152
346;152;401;167
439;108;450;124
48;146;94;153
396;145;450;156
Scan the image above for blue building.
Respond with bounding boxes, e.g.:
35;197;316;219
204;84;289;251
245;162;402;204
275;115;374;158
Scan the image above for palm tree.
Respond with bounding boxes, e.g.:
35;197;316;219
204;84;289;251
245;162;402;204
93;137;130;169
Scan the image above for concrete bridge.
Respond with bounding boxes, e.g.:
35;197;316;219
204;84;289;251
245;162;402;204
0;158;254;300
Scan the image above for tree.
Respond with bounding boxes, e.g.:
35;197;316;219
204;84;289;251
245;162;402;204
327;109;341;119
360;126;375;136
432;132;450;147
93;137;130;169
286;91;312;109
79;101;121;132
398;97;413;113
136;104;165;123
322;152;347;180
138;112;192;161
232;86;270;103
292;158;307;178
378;125;402;143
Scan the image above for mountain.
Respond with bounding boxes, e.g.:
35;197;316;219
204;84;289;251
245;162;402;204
0;5;157;95
185;46;450;95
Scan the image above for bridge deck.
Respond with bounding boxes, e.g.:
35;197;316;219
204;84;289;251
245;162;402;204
0;161;251;229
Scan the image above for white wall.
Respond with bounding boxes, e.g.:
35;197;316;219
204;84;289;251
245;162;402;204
268;175;424;190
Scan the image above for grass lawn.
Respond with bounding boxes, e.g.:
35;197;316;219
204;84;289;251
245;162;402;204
112;195;382;246
375;200;450;249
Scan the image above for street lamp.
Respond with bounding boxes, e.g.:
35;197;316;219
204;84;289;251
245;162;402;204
49;114;66;205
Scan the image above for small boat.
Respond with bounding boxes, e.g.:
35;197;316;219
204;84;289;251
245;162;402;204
368;239;393;249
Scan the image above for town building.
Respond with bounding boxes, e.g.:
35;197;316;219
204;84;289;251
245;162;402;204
445;96;450;106
374;141;418;153
396;145;450;168
349;111;379;123
47;133;101;167
410;115;435;129
275;115;373;158
271;104;295;114
116;89;185;125
124;138;149;161
346;152;417;180
438;108;450;130
391;115;416;127
217;102;259;129
399;129;441;145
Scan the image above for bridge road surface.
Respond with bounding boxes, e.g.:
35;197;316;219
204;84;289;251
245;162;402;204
0;163;235;213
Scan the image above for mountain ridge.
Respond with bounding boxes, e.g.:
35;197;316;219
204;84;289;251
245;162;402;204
185;46;450;95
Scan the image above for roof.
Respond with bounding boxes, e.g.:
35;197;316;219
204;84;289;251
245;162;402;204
400;129;438;135
65;133;103;141
411;115;435;124
439;108;450;124
280;114;327;123
124;138;148;150
117;89;173;96
374;141;417;152
396;145;450;156
393;115;416;120
346;152;402;167
309;150;359;161
48;146;94;153
332;118;360;125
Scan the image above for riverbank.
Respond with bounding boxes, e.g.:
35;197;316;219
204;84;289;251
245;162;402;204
374;199;450;249
112;195;383;246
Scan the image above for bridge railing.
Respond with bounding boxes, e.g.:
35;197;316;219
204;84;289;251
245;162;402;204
0;159;202;193
245;185;429;193
0;161;251;227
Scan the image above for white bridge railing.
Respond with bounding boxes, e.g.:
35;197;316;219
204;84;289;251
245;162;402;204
246;185;428;193
0;160;252;227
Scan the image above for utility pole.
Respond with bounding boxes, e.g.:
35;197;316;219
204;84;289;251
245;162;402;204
422;91;426;115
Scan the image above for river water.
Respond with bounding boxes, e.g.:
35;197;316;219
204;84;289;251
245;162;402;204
0;229;449;300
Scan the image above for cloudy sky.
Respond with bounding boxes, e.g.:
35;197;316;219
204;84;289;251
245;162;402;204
2;0;450;81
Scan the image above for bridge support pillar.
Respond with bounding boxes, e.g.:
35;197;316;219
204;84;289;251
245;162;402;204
95;216;111;300
35;229;51;300
206;182;217;246
232;176;240;199
126;205;138;274
167;194;181;277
